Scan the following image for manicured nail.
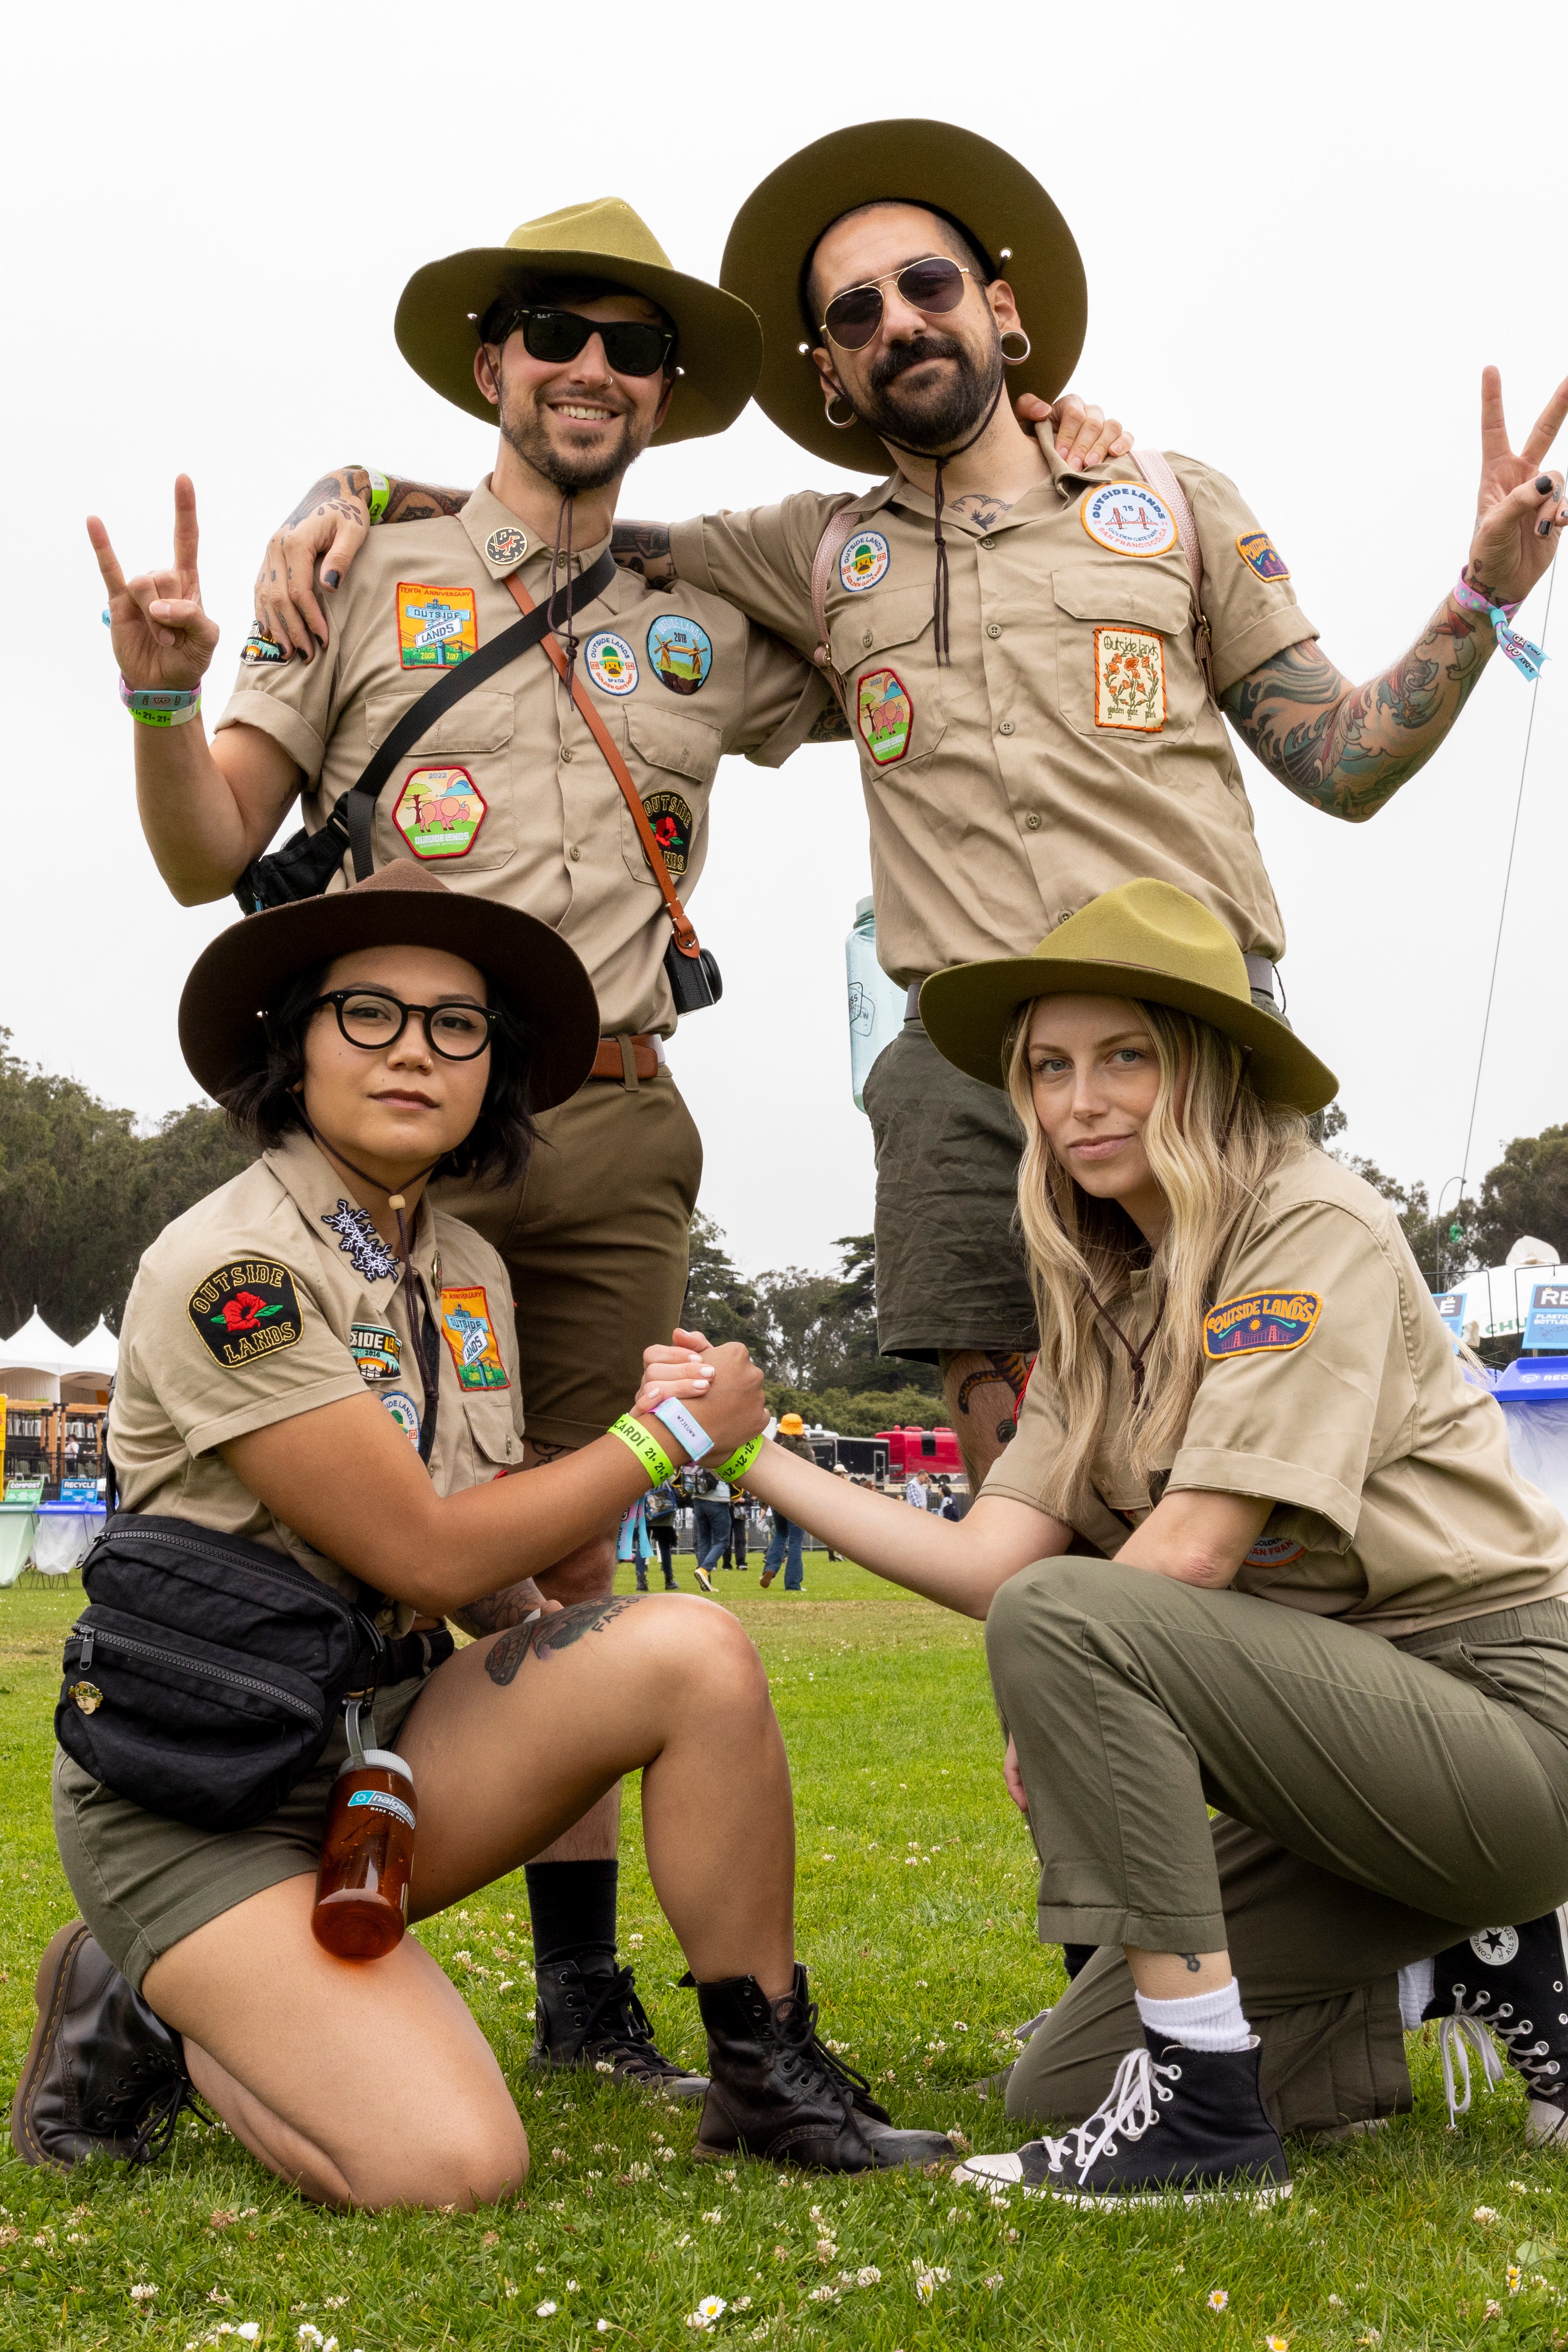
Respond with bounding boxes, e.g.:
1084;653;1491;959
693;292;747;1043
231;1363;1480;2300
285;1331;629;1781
324;569;340;589
1539;518;1552;537
1538;475;1555;494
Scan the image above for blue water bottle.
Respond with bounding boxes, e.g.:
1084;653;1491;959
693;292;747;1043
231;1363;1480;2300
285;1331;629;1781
845;897;908;1113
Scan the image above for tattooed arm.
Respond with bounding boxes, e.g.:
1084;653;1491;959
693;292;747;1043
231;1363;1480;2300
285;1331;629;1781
448;1577;554;1641
610;521;679;590
254;468;469;658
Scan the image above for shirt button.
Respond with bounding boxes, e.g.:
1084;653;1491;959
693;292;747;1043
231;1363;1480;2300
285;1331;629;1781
560;745;574;762
861;629;874;650
1024;811;1042;831
986;622;1002;639
998;719;1016;736
569;845;582;862
979;536;996;551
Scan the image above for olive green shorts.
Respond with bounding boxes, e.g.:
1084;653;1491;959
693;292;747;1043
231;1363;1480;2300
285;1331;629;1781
52;1676;426;1995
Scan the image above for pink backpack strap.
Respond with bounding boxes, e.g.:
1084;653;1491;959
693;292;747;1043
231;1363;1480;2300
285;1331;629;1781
809;500;865;711
1132;446;1217;705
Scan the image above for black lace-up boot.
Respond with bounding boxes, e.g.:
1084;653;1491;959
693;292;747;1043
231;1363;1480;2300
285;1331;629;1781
955;2029;1290;2206
1424;1910;1568;2144
11;1922;202;2168
529;1956;709;2100
694;1964;954;2171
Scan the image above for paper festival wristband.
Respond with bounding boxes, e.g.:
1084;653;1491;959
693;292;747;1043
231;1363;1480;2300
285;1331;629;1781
1453;572;1548;683
608;1414;676;1488
652;1396;714;1463
366;468;391;524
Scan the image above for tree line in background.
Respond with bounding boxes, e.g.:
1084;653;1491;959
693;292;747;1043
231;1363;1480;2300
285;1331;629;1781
4;1030;1567;1400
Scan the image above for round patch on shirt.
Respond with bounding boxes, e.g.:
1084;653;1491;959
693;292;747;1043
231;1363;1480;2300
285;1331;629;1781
392;765;488;860
187;1260;303;1370
1243;1534;1308;1569
484;525;528;567
646;613;713;695
381;1389;423;1448
1080;481;1178;558
585;631;639;696
643;789;693;877
839;530;891;593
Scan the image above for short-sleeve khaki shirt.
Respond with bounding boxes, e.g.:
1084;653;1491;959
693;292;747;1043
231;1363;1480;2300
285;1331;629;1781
217;479;828;1037
111;1129;527;1633
669;446;1316;980
984;1147;1568;1637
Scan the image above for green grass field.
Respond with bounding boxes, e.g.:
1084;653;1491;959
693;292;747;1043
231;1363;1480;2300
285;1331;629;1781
0;1559;1565;2350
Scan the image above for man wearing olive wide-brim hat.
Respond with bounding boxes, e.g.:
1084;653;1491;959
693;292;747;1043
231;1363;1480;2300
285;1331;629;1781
258;118;1568;1505
96;199;835;2101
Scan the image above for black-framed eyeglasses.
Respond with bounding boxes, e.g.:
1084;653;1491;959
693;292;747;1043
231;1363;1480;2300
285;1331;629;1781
819;255;972;352
489;305;676;379
311;988;499;1062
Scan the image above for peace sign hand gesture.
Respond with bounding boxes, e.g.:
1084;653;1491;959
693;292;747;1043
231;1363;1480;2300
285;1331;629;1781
88;474;220;692
1467;366;1568;605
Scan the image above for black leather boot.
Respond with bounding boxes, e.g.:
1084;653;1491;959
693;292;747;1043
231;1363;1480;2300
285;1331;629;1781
694;1964;954;2171
11;1922;201;2168
529;1956;709;2100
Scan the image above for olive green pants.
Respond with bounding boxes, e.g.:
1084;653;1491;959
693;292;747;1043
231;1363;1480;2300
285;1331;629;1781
986;1561;1568;2138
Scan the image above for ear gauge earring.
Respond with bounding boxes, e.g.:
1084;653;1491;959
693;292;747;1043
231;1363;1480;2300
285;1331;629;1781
999;328;1032;366
825;392;859;429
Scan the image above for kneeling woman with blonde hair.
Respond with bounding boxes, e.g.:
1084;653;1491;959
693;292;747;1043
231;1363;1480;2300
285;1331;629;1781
640;881;1568;2201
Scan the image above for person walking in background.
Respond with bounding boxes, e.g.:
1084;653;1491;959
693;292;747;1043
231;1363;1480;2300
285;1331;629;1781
689;1465;728;1594
905;1469;929;1513
645;1480;680;1590
725;1485;750;1571
760;1414;814;1591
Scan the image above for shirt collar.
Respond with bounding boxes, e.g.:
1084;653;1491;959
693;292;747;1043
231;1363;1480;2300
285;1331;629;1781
264;1128;441;1295
459;475;613;581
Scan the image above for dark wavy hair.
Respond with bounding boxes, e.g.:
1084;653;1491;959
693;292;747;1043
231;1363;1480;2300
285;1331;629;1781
222;958;538;1188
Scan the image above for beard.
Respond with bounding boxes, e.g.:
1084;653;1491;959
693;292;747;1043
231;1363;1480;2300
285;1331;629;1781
499;379;651;495
852;328;1004;455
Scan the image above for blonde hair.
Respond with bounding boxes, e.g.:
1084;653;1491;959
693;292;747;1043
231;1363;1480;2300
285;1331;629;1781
1006;998;1308;1518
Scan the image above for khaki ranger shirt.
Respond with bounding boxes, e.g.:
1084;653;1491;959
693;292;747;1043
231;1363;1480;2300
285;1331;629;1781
111;1130;526;1635
217;479;828;1037
669;446;1316;979
984;1147;1568;1638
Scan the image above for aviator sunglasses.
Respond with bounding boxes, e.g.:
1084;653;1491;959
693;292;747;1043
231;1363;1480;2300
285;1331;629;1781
819;255;972;352
311;988;501;1062
488;304;676;379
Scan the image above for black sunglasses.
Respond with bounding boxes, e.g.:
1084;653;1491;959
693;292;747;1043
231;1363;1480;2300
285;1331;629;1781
820;255;972;352
311;988;499;1063
489;305;675;379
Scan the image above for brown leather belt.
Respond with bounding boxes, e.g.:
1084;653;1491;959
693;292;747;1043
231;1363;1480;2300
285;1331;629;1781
590;1034;661;1084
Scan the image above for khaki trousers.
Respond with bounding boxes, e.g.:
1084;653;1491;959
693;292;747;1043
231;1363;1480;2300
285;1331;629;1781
986;1561;1568;2137
432;1067;701;1451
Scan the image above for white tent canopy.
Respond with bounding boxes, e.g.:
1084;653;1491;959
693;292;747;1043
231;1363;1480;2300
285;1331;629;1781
0;1308;78;1403
60;1318;118;1380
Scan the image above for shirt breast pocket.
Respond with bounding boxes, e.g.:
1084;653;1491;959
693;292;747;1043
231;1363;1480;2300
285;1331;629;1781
618;703;723;890
364;686;518;872
447;1398;526;1497
1051;564;1196;746
828;584;947;775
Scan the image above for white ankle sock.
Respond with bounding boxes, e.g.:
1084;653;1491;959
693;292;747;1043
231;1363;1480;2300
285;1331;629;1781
1135;1977;1251;2052
1398;1956;1435;2031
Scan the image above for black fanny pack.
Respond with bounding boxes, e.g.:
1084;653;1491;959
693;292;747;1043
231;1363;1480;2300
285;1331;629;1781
56;1513;452;1831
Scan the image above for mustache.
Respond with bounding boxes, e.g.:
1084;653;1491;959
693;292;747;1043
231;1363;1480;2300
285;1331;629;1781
867;331;968;395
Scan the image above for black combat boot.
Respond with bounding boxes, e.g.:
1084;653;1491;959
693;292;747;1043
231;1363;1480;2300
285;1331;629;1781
530;1955;709;2100
1424;1910;1568;2144
955;2029;1290;2206
694;1964;954;2171
11;1922;201;2168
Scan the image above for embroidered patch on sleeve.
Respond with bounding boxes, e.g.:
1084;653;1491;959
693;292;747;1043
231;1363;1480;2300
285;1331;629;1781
856;667;913;766
439;1285;510;1390
1237;530;1290;582
392;765;487;860
240;623;286;667
1094;626;1166;731
350;1322;401;1383
1204;1291;1323;1359
396;582;478;669
187;1261;304;1370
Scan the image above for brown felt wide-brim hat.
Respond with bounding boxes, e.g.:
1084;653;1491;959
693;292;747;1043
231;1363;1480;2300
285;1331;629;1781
395;195;764;446
919;880;1338;1115
179;865;600;1112
721;119;1088;475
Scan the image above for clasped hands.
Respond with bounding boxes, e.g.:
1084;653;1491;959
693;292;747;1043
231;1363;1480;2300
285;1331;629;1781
634;1329;767;1468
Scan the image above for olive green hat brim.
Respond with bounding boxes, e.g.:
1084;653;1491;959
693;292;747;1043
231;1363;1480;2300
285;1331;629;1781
920;958;1339;1116
394;246;764;446
721;118;1088;475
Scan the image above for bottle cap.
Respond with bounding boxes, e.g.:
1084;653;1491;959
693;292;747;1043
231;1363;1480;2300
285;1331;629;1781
855;895;875;922
335;1747;414;1784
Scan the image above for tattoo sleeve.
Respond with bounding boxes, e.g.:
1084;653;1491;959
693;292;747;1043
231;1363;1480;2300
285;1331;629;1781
806;696;853;743
1221;596;1493;822
449;1578;551;1641
483;1594;644;1687
610;521;679;588
362;474;469;524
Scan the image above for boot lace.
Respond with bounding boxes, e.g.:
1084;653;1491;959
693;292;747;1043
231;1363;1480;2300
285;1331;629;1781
87;2047;208;2166
772;1992;872;2115
576;1966;691;2081
1439;1993;1563;2128
1036;2046;1182;2185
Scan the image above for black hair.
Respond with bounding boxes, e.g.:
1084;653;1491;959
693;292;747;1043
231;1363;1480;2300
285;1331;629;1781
478;274;678;379
222;958;539;1189
799;200;997;342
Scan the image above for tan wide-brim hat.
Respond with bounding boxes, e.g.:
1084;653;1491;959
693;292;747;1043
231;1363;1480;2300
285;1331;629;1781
395;196;764;446
919;880;1338;1114
721;119;1088;476
180;865;600;1113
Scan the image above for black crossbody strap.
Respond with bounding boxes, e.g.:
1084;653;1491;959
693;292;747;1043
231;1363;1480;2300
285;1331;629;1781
337;546;617;881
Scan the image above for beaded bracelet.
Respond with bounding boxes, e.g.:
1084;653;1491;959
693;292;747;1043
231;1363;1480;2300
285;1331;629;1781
608;1414;675;1488
1453;572;1548;683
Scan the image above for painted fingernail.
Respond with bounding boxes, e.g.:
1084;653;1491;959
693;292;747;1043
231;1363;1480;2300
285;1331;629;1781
323;569;340;589
1538;475;1554;494
1539;517;1552;537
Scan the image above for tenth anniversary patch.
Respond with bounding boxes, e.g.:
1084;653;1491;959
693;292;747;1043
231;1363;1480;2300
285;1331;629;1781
188;1260;304;1370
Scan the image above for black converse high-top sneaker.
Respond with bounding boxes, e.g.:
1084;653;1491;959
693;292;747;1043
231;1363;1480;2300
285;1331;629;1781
953;2029;1291;2207
1423;1911;1568;2145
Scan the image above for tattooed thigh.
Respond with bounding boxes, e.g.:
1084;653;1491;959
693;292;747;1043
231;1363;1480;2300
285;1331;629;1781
483;1594;646;1688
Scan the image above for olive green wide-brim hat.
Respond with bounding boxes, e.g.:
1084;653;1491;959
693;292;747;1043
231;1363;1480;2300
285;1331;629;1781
920;880;1338;1114
395;196;764;446
180;864;601;1113
721;119;1088;476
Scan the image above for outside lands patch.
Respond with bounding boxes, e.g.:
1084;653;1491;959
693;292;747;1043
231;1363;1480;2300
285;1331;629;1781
1204;1290;1322;1359
188;1261;304;1370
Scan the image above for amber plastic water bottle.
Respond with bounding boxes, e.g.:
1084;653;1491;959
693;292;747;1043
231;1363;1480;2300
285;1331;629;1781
311;1749;416;1959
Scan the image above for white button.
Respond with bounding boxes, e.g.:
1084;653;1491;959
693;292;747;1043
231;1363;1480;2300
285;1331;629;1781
1024;811;1042;831
560;746;574;762
569;846;582;862
999;719;1016;736
986;623;1002;639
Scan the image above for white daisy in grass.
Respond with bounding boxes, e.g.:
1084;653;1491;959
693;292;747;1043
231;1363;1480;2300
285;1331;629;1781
1206;2288;1229;2313
686;2296;727;2330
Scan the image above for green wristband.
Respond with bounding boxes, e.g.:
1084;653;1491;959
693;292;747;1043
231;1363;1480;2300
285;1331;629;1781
609;1414;675;1488
365;468;391;524
713;1434;765;1486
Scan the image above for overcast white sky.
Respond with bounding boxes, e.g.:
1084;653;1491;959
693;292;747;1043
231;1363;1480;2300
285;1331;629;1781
6;0;1564;1282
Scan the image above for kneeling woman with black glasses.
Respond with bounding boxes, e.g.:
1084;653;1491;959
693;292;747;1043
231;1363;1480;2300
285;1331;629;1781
12;866;948;2207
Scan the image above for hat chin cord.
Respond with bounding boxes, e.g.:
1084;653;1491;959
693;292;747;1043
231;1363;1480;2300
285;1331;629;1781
848;372;1007;665
297;1111;441;1290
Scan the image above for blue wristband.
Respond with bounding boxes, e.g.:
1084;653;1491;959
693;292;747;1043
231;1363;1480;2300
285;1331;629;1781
653;1396;713;1462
